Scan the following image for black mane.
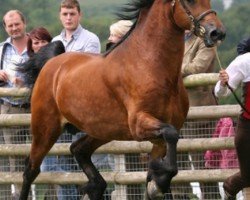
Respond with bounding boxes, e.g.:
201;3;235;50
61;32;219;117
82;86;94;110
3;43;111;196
103;0;154;56
18;41;65;86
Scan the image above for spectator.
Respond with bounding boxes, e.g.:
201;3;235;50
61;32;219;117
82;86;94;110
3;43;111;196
237;37;250;55
52;0;100;53
0;10;30;199
27;27;52;57
106;20;133;50
174;30;220;199
41;0;101;199
214;52;250;200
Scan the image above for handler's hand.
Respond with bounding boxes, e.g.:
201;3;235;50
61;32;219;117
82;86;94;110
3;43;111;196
0;70;8;82
219;69;229;86
13;77;25;88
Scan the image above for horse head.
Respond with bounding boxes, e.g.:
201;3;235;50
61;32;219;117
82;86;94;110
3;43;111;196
170;0;226;47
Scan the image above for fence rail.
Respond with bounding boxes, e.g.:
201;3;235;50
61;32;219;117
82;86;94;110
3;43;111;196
0;137;235;156
0;104;241;127
0;169;238;185
0;73;241;187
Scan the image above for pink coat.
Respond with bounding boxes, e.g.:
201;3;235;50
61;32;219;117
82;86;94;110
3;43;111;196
204;117;239;169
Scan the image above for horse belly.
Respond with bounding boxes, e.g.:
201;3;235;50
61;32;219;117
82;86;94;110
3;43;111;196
56;79;131;141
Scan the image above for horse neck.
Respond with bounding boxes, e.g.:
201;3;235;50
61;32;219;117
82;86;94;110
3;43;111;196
129;0;185;76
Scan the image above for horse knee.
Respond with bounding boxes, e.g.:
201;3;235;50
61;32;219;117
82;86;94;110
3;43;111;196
160;124;179;144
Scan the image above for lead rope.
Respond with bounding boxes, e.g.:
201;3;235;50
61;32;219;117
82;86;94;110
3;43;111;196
215;50;250;115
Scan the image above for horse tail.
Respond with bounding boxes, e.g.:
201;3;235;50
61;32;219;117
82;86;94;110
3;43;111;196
18;40;65;86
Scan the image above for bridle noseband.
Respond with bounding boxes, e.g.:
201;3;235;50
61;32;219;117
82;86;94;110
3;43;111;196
171;0;217;38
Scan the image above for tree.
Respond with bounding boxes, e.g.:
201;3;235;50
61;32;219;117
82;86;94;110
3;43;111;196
218;2;250;67
211;0;224;12
0;0;126;51
232;0;249;6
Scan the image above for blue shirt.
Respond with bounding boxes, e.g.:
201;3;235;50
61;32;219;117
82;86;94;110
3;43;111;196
0;38;29;105
53;25;101;53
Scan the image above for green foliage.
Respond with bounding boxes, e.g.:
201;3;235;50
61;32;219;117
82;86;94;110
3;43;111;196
81;0;127;51
82;0;126;19
1;0;249;54
211;0;224;12
218;3;250;67
232;0;249;6
0;0;127;51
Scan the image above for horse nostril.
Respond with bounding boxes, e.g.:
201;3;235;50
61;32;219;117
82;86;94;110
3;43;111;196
209;29;226;42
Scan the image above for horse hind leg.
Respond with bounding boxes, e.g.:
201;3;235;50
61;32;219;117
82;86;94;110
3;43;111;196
70;135;109;200
20;108;62;199
19;156;40;200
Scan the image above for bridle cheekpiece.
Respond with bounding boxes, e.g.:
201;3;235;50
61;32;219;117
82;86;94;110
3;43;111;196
171;0;217;38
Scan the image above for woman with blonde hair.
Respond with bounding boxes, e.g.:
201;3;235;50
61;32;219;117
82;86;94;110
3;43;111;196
106;20;133;50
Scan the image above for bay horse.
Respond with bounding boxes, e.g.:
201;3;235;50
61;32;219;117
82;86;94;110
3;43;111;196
19;0;226;199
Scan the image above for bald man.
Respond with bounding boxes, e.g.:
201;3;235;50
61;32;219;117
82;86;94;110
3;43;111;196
0;10;30;199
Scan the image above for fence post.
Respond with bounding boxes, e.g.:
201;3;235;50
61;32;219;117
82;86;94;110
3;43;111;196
112;155;127;200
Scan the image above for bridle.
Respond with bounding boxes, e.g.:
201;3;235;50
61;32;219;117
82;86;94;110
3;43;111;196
171;0;217;38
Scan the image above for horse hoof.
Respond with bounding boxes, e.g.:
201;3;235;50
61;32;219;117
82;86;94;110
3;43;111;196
147;180;164;200
81;194;90;200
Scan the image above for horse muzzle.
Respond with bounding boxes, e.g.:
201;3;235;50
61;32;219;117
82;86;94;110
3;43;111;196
202;24;226;47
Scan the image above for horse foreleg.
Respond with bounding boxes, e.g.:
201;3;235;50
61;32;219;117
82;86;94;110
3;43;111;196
70;135;109;200
146;124;179;200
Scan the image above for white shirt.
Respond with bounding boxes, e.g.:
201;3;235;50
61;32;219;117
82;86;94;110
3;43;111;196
214;52;250;97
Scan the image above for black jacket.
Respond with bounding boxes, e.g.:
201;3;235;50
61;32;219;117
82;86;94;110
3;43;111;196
237;37;250;55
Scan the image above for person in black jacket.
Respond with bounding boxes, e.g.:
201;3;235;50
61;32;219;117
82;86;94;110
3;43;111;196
237;37;250;55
